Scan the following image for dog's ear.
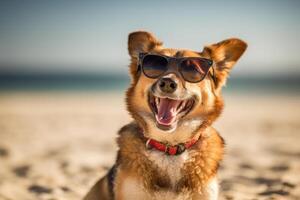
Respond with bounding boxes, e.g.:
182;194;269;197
203;38;247;90
128;31;162;58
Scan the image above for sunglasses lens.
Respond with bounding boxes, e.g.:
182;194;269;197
142;55;168;78
180;58;212;83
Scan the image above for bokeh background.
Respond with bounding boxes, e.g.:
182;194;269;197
0;1;299;200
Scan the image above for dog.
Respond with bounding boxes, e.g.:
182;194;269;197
84;31;247;200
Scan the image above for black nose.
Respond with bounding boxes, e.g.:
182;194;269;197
158;78;177;93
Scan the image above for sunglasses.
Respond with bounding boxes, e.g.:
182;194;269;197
138;53;214;83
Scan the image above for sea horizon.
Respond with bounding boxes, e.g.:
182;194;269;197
0;70;299;95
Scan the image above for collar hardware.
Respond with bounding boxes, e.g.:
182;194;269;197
145;137;199;156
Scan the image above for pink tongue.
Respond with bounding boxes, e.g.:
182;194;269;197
156;98;181;126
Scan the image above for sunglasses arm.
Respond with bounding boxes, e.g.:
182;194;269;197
211;67;217;86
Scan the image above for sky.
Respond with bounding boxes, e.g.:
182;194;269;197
0;0;299;76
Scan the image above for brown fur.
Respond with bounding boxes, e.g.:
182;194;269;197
115;123;224;192
84;31;247;200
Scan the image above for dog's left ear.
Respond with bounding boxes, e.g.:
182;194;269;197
128;31;163;58
202;38;247;90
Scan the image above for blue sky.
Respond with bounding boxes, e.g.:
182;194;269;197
0;0;299;75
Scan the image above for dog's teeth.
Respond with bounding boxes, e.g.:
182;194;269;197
171;107;176;114
155;97;159;107
178;101;185;111
178;101;183;108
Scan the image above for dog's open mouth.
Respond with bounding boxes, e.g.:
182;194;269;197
148;93;195;131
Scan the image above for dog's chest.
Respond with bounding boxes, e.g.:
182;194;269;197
121;177;192;200
146;150;189;186
121;176;219;200
120;150;191;199
120;150;219;200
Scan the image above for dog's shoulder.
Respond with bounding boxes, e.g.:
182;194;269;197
118;122;140;135
116;122;143;150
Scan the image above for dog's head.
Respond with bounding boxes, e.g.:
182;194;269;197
126;31;247;144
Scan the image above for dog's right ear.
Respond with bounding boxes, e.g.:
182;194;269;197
128;31;162;58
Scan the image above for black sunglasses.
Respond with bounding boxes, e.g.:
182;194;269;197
138;53;214;83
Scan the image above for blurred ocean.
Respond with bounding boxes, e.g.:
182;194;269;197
0;71;299;95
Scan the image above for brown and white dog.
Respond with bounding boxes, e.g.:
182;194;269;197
84;31;247;200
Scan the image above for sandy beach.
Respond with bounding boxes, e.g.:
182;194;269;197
0;91;299;200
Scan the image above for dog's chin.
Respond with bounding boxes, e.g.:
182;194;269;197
155;121;177;132
148;92;196;132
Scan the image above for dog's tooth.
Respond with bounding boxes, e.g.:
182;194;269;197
155;97;159;107
177;101;183;109
176;104;181;112
171;107;178;116
174;101;181;113
179;101;185;110
171;107;176;113
181;100;188;112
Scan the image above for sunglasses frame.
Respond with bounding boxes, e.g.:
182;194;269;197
138;52;215;84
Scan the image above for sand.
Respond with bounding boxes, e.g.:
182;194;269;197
0;91;299;200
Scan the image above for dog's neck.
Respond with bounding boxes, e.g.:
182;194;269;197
143;134;201;155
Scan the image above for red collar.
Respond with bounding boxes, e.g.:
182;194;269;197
145;136;200;156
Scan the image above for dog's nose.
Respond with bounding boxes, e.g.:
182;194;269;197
158;78;177;93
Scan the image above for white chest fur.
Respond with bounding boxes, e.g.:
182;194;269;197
120;149;219;200
121;177;218;200
121;177;191;200
146;150;188;186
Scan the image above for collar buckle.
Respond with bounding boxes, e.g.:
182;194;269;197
176;143;186;155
